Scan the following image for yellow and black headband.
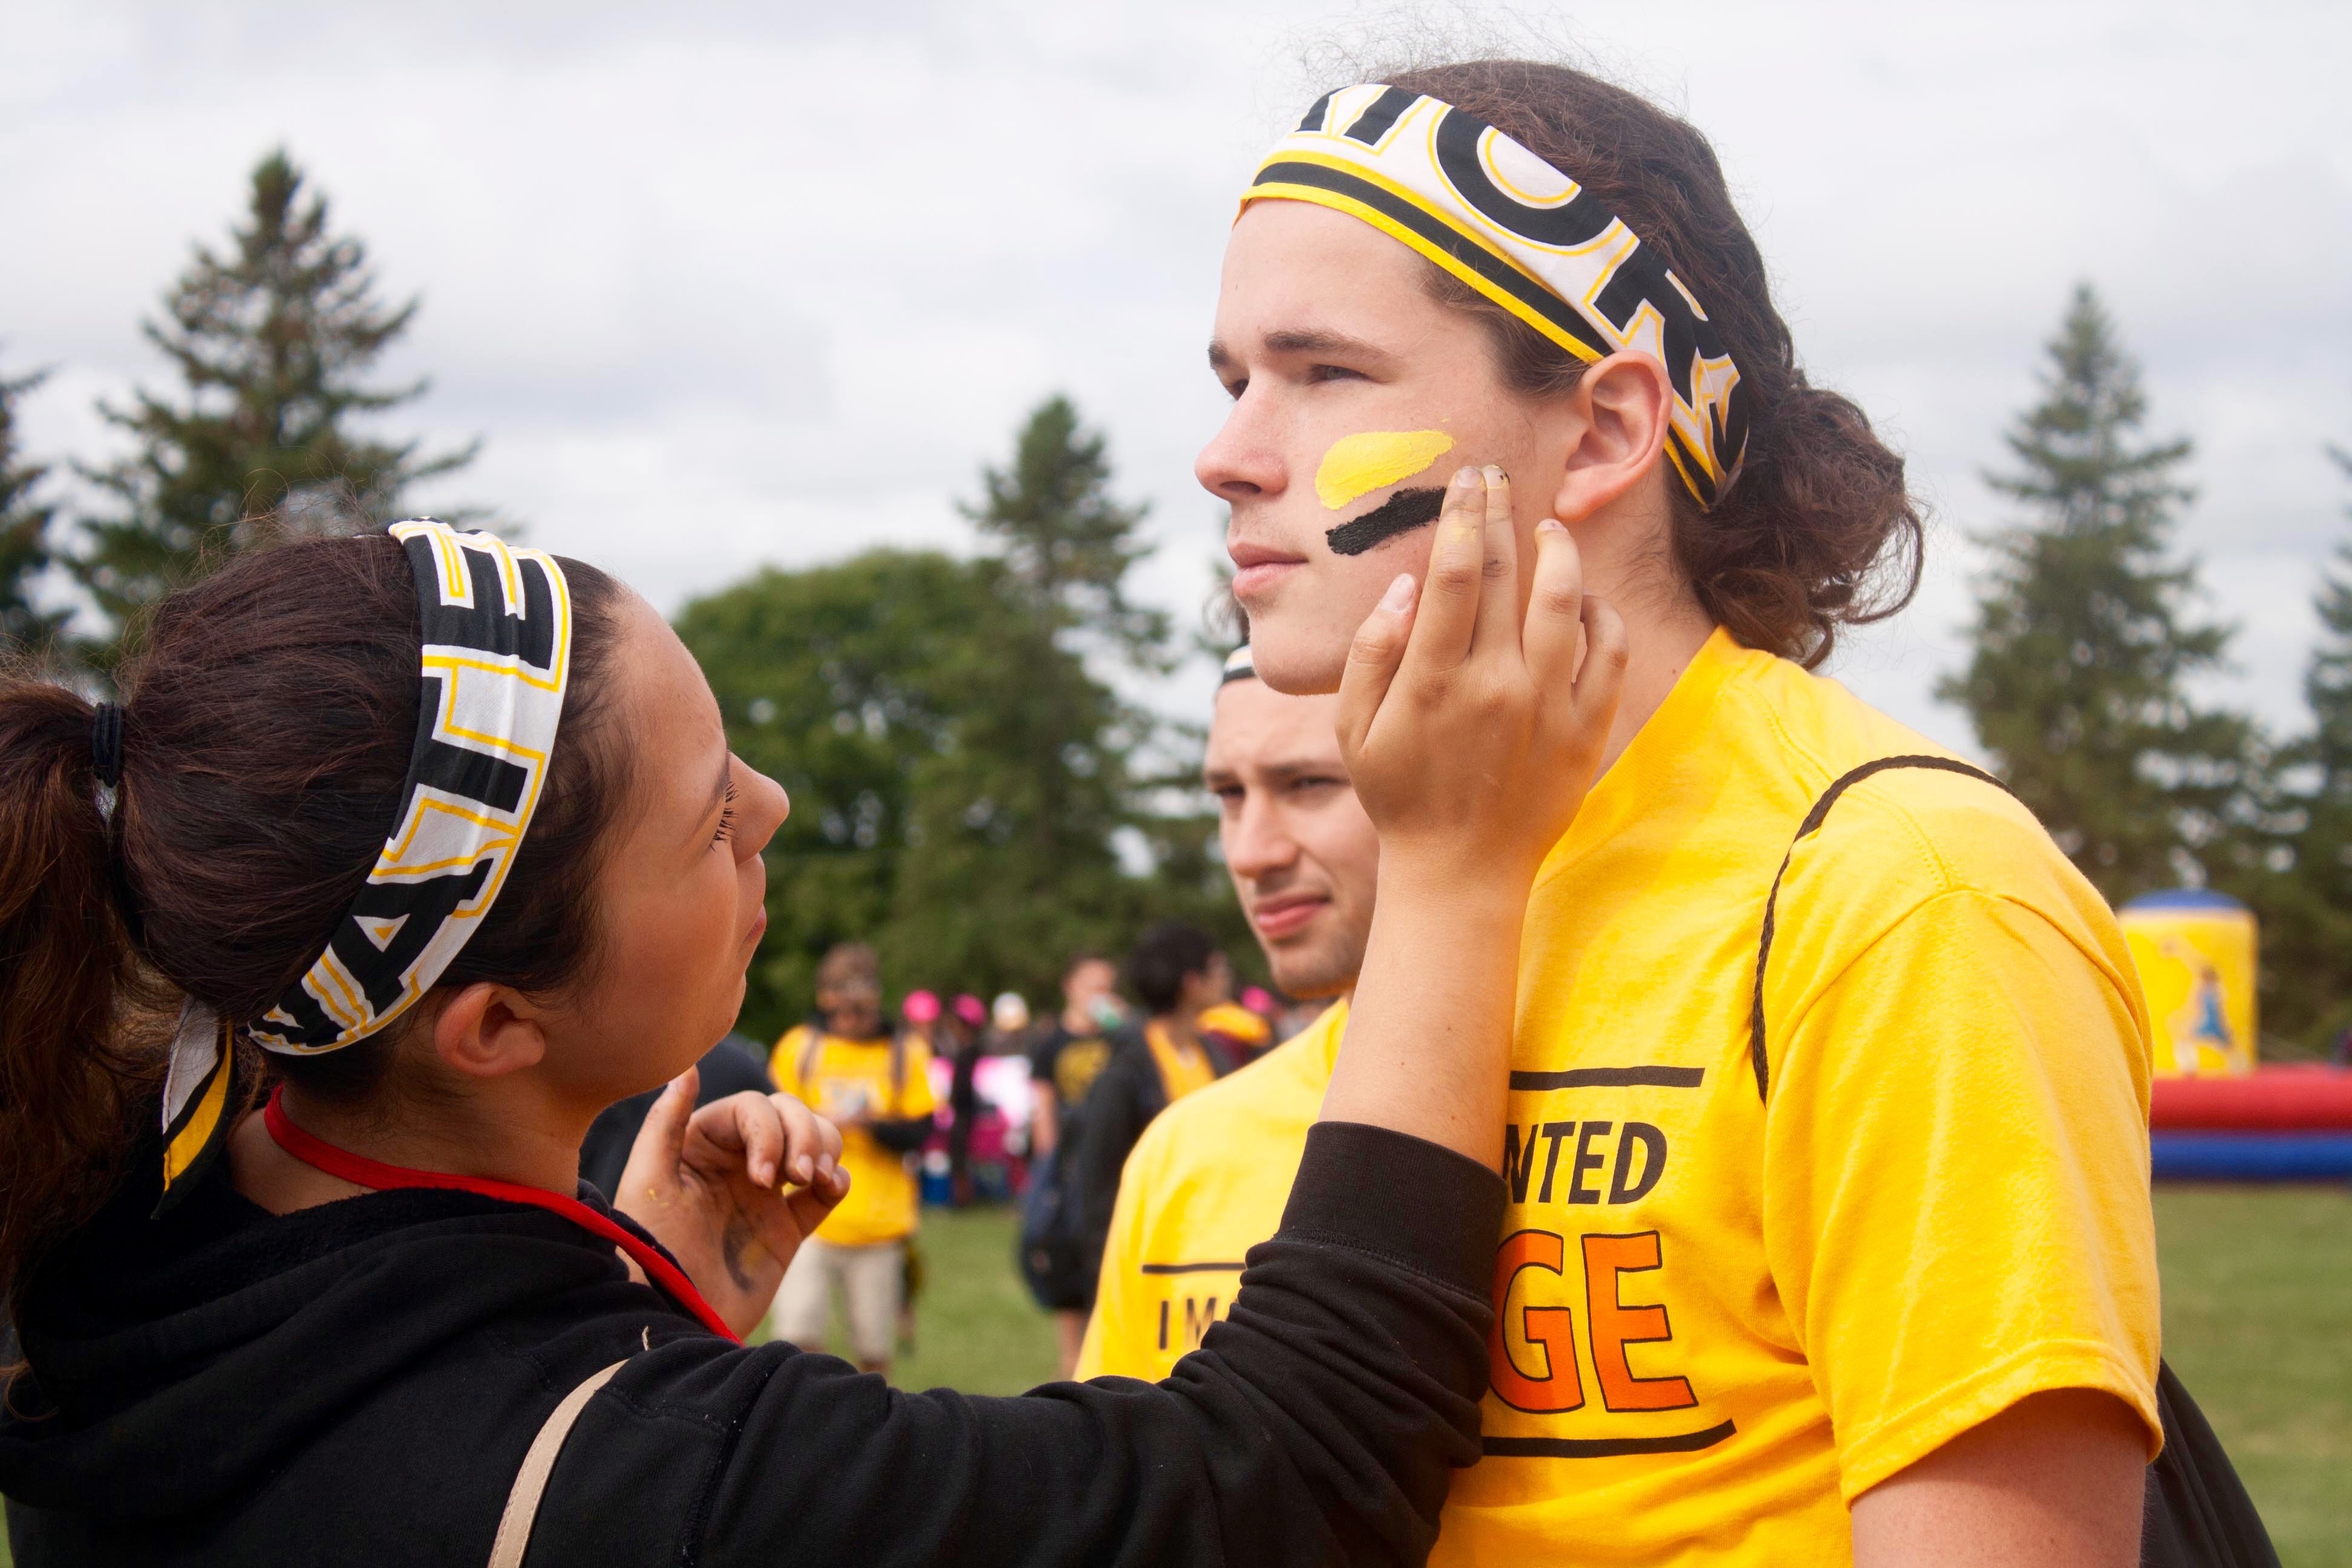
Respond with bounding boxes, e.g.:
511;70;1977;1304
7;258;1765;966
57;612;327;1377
160;520;573;1197
1243;85;1749;509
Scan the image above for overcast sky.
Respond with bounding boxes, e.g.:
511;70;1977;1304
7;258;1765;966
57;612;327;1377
6;0;2348;753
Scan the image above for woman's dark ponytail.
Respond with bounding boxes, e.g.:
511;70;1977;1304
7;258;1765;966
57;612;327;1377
0;528;629;1319
1390;58;1923;668
0;675;154;1313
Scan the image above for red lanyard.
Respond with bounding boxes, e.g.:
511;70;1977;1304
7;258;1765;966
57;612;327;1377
263;1086;739;1342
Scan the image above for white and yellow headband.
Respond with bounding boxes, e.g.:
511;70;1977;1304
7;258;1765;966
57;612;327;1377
1243;84;1749;509
160;520;573;1197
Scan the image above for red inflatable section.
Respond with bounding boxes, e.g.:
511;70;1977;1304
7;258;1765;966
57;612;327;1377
2150;1065;2352;1131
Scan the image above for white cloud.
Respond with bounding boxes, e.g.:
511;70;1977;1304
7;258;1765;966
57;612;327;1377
4;0;2347;746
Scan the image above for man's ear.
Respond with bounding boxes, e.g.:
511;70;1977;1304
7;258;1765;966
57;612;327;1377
1549;350;1673;526
430;981;550;1082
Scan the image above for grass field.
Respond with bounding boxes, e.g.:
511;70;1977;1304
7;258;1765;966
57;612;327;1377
5;1187;2340;1565
2152;1184;2351;1567
766;1203;1062;1394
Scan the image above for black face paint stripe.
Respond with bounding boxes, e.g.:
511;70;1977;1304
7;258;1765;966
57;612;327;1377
1324;486;1445;556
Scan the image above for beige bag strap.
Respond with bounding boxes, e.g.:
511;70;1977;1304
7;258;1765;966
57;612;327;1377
488;1359;627;1568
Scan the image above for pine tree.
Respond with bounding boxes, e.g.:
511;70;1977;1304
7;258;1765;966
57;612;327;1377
1938;284;2256;903
73;149;474;661
2253;444;2352;1048
946;396;1184;886
962;395;1171;671
2305;447;2352;843
0;359;67;653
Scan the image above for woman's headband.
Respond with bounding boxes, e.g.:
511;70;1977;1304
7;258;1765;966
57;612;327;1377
1241;85;1749;510
160;519;573;1197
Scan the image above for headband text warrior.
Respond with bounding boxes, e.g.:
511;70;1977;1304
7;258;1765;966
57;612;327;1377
1243;85;1749;509
159;520;573;1197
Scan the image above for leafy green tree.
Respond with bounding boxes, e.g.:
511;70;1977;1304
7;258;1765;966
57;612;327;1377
1;359;67;653
678;549;1247;1044
1939;284;2257;903
73;149;473;663
946;397;1247;992
964;394;1171;670
679;398;1264;1042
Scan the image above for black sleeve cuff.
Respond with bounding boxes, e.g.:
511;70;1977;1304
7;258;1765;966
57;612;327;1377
1276;1122;1505;1299
867;1116;933;1152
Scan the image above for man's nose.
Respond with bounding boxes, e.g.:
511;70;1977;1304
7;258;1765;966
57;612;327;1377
1195;394;1286;504
1226;794;1299;878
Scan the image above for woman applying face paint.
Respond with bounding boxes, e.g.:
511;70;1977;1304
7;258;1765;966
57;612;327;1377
1200;61;2196;1568
0;511;1618;1567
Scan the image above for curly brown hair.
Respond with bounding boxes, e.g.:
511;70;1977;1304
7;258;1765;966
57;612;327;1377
1386;59;1923;668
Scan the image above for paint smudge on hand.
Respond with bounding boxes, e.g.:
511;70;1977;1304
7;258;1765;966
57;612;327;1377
1325;487;1445;555
1315;430;1455;511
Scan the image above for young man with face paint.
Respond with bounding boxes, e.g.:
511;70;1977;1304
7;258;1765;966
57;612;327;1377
1077;647;1380;1380
1200;64;2166;1567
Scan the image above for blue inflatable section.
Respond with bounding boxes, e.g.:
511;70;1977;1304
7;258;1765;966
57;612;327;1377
2152;1132;2352;1181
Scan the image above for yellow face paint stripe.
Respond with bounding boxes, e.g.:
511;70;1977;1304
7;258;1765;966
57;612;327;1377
1316;430;1456;511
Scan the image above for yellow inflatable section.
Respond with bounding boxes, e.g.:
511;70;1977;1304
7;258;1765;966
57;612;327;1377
2120;890;2258;1077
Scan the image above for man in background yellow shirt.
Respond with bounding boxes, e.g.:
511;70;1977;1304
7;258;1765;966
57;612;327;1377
1079;647;1377;1379
769;941;936;1375
1084;639;2160;1565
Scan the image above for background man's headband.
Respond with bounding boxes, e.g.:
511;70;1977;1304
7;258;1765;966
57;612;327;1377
1220;645;1258;685
160;520;573;1196
1243;85;1749;509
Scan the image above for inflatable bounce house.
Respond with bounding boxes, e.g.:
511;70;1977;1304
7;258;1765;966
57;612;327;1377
2125;889;2352;1181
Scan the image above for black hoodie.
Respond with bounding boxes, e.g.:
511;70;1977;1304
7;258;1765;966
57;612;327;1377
1;1120;1502;1567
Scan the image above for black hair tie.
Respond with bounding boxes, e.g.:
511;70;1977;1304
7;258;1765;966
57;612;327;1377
90;702;125;789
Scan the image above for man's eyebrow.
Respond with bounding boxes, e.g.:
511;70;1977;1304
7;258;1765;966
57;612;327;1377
1202;757;1345;791
1258;756;1346;783
1206;328;1396;371
1262;327;1392;360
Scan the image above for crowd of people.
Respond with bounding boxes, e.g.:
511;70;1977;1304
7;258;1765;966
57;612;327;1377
0;51;2276;1568
621;918;1291;1380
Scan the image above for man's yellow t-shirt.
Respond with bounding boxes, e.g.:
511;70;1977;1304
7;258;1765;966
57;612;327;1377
1077;1002;1347;1380
1085;629;2163;1563
770;1027;936;1249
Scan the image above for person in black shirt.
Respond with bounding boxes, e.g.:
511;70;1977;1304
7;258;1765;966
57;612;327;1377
1024;952;1125;1370
1067;923;1230;1304
942;994;987;1207
1025;952;1123;1158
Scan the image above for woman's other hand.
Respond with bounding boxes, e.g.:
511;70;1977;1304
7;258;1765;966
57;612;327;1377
616;1068;850;1338
1336;465;1625;885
